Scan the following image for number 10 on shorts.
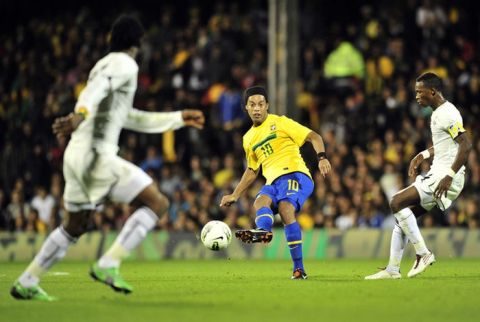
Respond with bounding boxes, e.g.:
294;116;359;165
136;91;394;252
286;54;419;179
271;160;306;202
288;179;299;191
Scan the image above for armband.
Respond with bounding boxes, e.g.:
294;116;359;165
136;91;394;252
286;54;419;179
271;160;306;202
75;106;89;119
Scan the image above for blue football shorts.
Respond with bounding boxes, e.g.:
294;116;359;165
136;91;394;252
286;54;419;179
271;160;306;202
257;172;314;212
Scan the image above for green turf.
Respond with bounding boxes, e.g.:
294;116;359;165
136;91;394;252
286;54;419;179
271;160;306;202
1;259;479;322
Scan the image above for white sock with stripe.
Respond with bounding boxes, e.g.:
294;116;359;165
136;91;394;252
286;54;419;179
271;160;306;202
98;207;158;269
18;227;76;287
386;224;408;273
395;208;429;256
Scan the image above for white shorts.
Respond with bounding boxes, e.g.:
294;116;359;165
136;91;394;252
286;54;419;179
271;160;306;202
63;145;153;211
412;170;465;211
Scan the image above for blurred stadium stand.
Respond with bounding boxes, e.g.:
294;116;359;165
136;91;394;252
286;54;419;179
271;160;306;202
0;0;479;235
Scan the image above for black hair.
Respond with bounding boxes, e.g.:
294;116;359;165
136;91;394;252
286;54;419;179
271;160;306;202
416;72;443;92
110;15;144;52
243;86;268;106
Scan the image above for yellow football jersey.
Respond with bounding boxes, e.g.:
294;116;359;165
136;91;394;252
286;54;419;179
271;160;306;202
243;114;312;184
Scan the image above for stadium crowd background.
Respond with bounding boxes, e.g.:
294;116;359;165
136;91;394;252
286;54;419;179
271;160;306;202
1;0;479;234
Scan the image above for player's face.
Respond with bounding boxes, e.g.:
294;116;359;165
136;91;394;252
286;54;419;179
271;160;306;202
246;95;268;125
415;81;434;107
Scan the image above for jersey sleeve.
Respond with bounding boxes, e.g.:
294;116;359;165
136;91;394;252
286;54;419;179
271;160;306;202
441;109;466;139
280;116;312;146
243;140;259;171
124;110;185;133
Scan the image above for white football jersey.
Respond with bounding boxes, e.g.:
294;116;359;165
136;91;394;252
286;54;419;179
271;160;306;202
70;52;138;154
68;52;184;155
430;101;466;174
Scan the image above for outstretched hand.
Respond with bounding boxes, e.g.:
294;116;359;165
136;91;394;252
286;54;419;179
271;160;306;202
52;113;84;140
182;109;205;129
434;175;452;200
220;194;237;207
318;159;332;178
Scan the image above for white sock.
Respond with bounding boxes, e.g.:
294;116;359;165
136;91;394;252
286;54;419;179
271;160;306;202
18;227;76;287
395;208;429;256
98;207;158;269
386;224;408;273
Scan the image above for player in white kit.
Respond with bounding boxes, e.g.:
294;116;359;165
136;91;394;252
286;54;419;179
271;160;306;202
365;72;472;280
11;15;205;301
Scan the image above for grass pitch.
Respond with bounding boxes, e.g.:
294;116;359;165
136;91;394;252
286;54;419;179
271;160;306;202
1;259;479;322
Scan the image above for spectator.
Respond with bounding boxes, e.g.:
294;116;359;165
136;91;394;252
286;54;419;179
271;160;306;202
0;1;479;232
6;191;30;231
140;146;163;172
30;186;56;230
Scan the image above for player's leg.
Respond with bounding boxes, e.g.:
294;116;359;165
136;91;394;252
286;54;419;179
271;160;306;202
406;173;464;277
97;183;166;268
278;201;306;279
11;209;92;300
388;205;427;269
365;220;406;280
253;194;275;232
390;185;436;277
386;223;408;273
92;183;166;293
235;188;275;243
365;185;432;280
278;173;313;279
390;186;430;255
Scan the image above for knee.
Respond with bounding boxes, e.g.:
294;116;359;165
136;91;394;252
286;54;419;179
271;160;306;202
278;201;296;225
253;198;270;211
62;213;90;238
63;225;86;238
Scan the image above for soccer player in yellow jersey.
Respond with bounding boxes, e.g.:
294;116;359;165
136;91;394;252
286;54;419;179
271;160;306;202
220;86;331;279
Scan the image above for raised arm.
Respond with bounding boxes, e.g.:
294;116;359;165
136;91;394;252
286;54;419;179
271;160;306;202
220;168;259;207
124;109;204;133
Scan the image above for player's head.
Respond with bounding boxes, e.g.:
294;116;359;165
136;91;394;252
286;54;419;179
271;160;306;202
244;86;269;125
415;72;444;107
110;15;144;54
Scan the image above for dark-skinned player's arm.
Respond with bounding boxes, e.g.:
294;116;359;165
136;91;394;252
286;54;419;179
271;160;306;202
220;168;259;207
305;131;331;178
408;146;435;177
52;70;116;139
52;111;86;140
124;109;205;133
434;132;472;199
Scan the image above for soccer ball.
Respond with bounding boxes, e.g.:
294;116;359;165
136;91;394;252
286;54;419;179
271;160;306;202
200;220;232;251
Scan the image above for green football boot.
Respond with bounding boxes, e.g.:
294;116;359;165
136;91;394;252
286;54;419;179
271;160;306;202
10;282;57;301
89;264;133;294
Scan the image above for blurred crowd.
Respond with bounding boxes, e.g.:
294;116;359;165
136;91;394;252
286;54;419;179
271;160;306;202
1;0;479;234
